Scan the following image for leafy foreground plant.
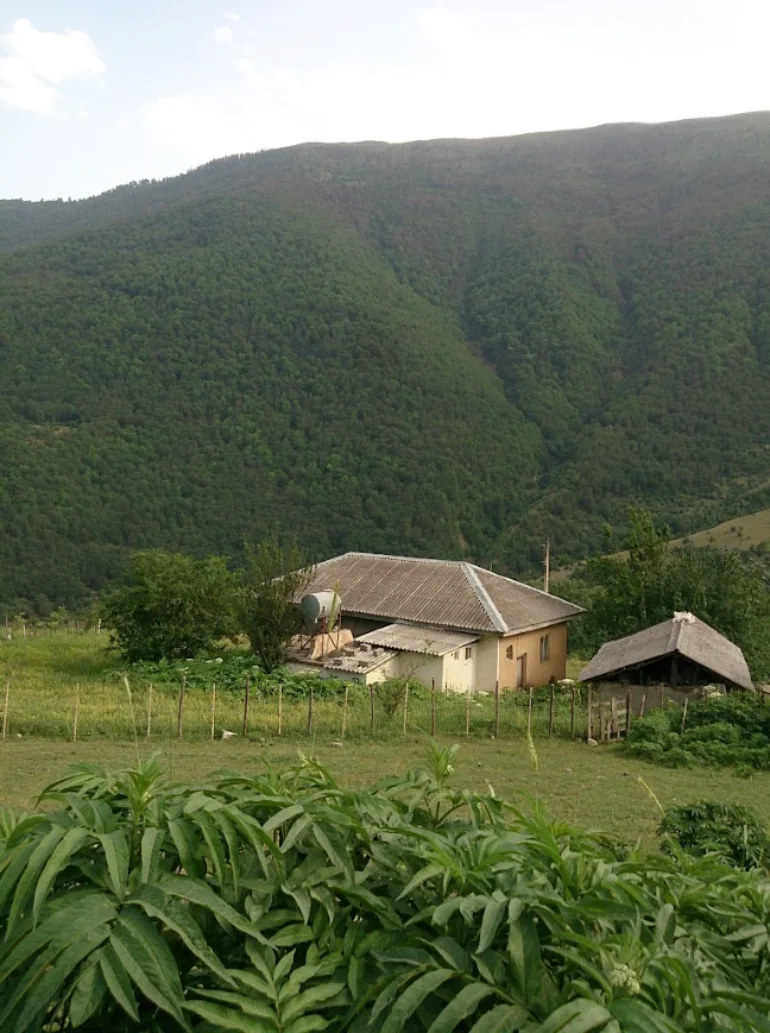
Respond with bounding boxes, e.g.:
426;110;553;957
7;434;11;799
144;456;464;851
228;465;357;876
2;749;770;1032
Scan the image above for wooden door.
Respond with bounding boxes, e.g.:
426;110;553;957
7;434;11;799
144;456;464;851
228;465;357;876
516;653;527;688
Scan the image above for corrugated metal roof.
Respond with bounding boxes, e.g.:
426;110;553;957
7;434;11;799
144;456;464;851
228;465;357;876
358;623;479;656
578;612;753;691
301;553;583;635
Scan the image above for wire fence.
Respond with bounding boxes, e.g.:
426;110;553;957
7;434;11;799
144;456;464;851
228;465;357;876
0;677;590;744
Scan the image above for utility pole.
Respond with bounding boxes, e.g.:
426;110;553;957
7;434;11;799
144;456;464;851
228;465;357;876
543;539;551;594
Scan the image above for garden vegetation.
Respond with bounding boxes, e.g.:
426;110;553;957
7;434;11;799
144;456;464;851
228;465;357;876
2;744;770;1031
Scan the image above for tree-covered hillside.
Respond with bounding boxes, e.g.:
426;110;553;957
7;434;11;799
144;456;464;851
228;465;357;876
3;112;770;609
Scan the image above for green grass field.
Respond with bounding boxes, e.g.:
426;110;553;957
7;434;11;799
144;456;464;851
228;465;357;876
2;631;768;848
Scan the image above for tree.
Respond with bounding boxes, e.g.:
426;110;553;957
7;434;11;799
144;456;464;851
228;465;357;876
102;550;236;661
238;540;313;673
559;507;770;677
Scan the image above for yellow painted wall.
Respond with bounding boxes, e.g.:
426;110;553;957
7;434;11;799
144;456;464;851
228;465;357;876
498;623;568;690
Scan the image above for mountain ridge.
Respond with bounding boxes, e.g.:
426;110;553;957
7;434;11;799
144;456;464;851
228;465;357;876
2;112;770;609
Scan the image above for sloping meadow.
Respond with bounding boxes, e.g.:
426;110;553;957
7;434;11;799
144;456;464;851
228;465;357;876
1;743;770;1032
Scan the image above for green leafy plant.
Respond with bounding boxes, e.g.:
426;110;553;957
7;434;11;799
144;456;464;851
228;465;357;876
2;746;770;1031
659;799;770;870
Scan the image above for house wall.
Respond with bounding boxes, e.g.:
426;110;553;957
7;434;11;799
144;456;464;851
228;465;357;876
498;623;568;690
441;646;477;693
395;651;446;689
475;636;500;693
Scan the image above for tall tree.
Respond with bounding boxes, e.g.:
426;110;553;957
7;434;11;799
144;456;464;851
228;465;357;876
239;541;313;673
560;508;770;677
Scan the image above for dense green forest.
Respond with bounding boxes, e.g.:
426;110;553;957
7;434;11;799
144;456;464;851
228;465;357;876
3;112;770;609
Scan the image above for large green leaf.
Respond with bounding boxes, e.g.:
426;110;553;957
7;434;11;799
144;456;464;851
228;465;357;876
130;882;235;984
467;1004;530;1032
99;942;140;1022
428;981;497;1033
159;872;258;934
478;898;507;954
5;825;68;936
68;957;108;1028
11;923;111;1033
184;999;276;1031
280;982;347;1024
140;826;165;883
110;908;188;1028
379;968;456;1033
537;1000;614;1033
96;829;130;901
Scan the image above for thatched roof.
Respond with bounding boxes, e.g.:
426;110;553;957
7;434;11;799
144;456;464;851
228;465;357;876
301;552;583;635
578;612;753;691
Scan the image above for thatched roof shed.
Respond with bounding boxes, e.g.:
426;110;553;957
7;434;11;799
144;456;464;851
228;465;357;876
578;612;753;691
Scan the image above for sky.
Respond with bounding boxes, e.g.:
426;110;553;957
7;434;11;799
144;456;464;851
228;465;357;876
2;0;770;200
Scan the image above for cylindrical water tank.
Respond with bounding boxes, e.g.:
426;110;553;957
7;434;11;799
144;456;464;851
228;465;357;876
299;591;341;625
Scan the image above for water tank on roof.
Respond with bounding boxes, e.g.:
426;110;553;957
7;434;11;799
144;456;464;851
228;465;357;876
299;591;341;626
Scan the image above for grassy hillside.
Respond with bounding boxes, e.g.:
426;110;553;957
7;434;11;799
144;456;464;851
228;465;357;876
3;112;770;607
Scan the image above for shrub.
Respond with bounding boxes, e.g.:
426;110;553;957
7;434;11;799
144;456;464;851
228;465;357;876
627;693;770;769
2;751;770;1030
626;707;675;746
682;721;741;745
102;550;237;661
660;800;770;869
626;741;664;762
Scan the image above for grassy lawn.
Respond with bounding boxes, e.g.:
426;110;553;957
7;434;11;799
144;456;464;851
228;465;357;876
3;735;769;851
2;629;768;849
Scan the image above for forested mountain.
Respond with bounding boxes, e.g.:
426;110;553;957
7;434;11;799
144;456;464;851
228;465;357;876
3;111;770;610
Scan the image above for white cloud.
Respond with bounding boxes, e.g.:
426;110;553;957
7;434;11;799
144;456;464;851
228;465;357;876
0;18;105;115
224;12;240;22
212;25;234;44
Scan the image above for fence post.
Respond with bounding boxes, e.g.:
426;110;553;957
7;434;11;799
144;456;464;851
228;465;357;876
639;694;646;718
680;697;689;735
2;679;9;741
625;689;632;738
494;680;500;739
403;682;409;735
242;676;251;738
177;675;186;740
570;687;576;739
659;684;665;711
548;684;555;738
278;683;283;737
610;697;619;740
210;683;217;741
307;683;314;735
370;683;375;734
465;687;471;737
431;679;436;736
341;684;348;741
72;684;79;743
146;684;153;741
599;703;608;743
527;686;533;738
587;687;593;740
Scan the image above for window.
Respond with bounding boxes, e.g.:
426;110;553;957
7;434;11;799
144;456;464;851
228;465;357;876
452;651;458;660
505;644;513;660
539;634;550;663
464;646;473;660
